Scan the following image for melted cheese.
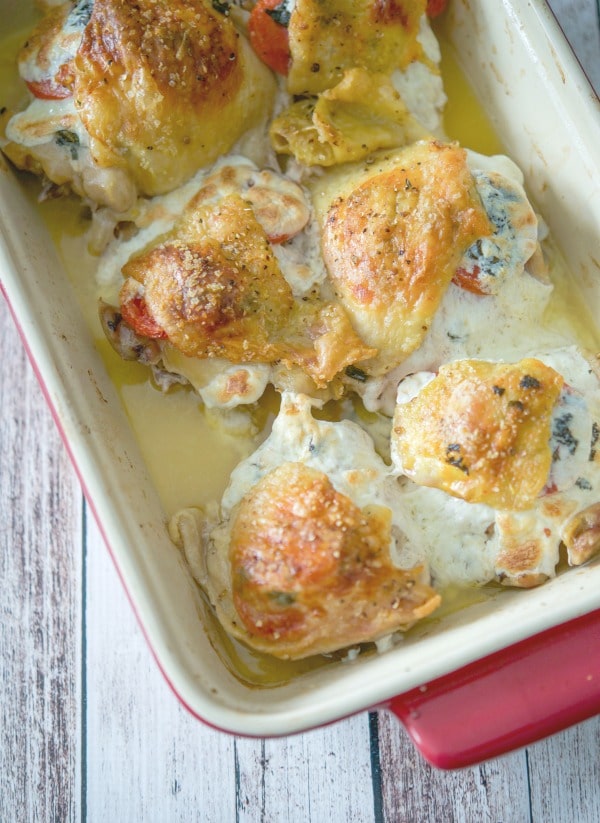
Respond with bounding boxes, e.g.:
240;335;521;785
3;0;277;210
194;392;440;659
389;346;600;588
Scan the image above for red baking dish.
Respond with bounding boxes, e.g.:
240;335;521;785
1;0;599;765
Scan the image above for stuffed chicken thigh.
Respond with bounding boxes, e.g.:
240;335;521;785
390;347;600;588
171;392;440;659
1;0;275;211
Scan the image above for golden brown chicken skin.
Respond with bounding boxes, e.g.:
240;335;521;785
286;0;427;94
319;141;493;375
74;0;275;196
120;192;374;386
392;358;565;510
228;462;440;659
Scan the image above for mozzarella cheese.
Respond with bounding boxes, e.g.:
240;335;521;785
188;392;440;659
390;346;600;588
2;0;276;211
6;2;600;661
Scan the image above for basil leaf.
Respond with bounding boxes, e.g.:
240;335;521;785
345;365;369;382
266;1;292;27
212;0;230;15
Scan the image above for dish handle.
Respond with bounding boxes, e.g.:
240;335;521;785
387;607;600;769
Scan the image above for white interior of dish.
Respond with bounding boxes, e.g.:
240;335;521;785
1;0;599;736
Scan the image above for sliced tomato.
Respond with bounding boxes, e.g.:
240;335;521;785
452;265;488;296
25;78;72;100
120;294;167;340
248;0;291;75
426;0;448;18
26;60;75;99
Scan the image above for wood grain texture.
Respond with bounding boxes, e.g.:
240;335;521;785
84;513;378;822
528;718;600;823
548;0;600;91
376;710;532;823
0;296;83;823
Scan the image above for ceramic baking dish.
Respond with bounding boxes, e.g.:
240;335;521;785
1;0;599;768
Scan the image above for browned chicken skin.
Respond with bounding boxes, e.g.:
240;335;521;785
392;358;565;510
229;462;440;659
120;192;375;386
320;141;493;374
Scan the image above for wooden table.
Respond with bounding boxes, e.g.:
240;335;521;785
1;2;599;820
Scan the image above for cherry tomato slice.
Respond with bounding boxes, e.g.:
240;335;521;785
248;0;291;75
426;0;448;18
25;78;72;100
120;294;167;339
451;265;488;296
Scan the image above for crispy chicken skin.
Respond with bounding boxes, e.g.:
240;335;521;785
122;194;294;361
228;462;440;659
120;193;374;386
392;358;564;510
319;141;493;375
287;0;427;95
74;0;275;195
3;0;275;208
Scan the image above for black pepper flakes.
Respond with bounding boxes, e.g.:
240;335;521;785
590;421;600;461
520;374;541;389
446;444;469;473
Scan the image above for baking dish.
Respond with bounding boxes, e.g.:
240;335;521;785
1;0;599;768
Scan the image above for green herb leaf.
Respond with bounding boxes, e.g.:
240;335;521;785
212;0;230;15
269;591;296;606
55;130;80;160
266;1;292;27
345;365;369;382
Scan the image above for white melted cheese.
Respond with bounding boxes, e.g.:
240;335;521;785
17;0;90;85
6;0;90;149
358;152;559;415
389;345;600;588
217;392;425;572
96;155;324;408
6;96;85;147
391;15;447;134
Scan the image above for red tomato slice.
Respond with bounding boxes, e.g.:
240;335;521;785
248;0;291;75
25;78;72;100
426;0;448;18
451;265;488;296
120;294;167;340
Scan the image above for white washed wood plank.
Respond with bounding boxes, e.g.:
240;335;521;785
83;512;239;823
547;0;600;93
375;709;531;823
85;509;377;823
0;296;83;823
235;713;376;823
527;718;600;823
511;3;600;823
